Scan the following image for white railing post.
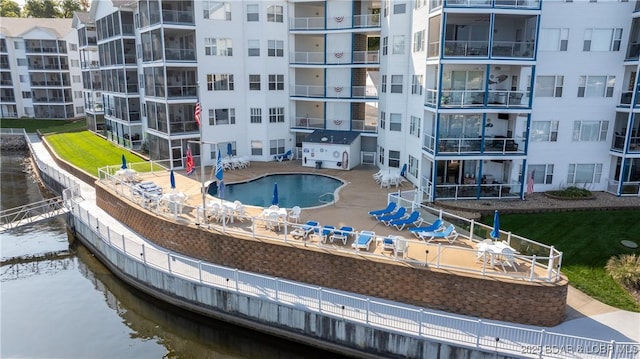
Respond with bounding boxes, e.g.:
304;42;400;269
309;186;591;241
122;234;126;253
140;244;147;264
608;340;615;359
318;287;322;313
469;220;475;241
234;269;239;292
418;309;424;336
167;253;172;273
275;277;279;301
507;231;512;246
547;246;555;280
537;329;545;359
530;255;537;281
366;298;370;325
475;319;483;348
436;243;442;268
107;225;111;244
251;218;256;238
198;261;203;283
283;223;288;243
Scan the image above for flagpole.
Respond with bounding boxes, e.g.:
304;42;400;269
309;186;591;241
196;81;207;219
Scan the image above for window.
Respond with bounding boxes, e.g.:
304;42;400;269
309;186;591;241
205;38;233;56
209;108;236;125
267;40;284;57
267;5;283;22
247;4;259;21
390;113;402;131
22;91;31;98
411;75;423;95
379;145;385;165
535;75;564;97
250;108;262;123
249;74;260;90
409;116;421;137
392;35;405;54
380;111;385;129
251;140;263;155
572;120;608;141
578;76;614;97
268;107;284;123
268;74;284;90
216;141;236;157
408;155;418;178
530;120;559;142
413;30;425;53
388;150;400;168
390;75;403;93
207;74;234;91
583;28;622;51
71;59;79;67
73;75;81;83
381;75;387;93
527;164;554;185
70;44;77;51
269;139;285;155
382;36;388;55
17;58;27;66
393;3;406;14
539;28;569;51
567;163;602;184
248;39;260;56
204;1;231;20
75;106;84;113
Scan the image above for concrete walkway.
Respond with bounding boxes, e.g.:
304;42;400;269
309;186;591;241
27;142;640;345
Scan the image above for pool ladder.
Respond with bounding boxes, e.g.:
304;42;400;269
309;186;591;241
318;192;335;204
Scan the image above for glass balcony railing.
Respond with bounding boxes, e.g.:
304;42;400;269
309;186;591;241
290;84;378;99
292;116;324;129
165;48;196;61
162;9;194;25
289;17;325;30
290;50;379;65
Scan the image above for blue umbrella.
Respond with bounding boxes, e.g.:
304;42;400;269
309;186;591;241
272;183;279;206
400;163;407;177
170;169;176;189
227;143;233;157
121;154;127;169
490;210;500;240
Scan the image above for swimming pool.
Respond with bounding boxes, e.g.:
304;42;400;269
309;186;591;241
220;174;343;208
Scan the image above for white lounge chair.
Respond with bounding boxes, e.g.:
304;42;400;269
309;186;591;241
352;231;375;251
417;224;459;244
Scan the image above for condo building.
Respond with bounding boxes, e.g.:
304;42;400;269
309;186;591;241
0;17;84;120
3;0;639;200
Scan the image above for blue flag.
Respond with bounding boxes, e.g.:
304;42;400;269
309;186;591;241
215;150;223;181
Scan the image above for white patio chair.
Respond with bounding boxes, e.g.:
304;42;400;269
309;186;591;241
499;247;518;272
288;206;301;223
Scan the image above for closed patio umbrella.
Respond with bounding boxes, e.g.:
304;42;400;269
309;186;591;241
170;169;176;189
272;183;279;206
121;154;127;169
490;210;500;240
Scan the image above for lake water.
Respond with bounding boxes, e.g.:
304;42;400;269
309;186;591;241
0;152;345;359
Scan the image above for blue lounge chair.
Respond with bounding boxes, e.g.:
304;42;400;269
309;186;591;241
390;211;422;231
318;225;335;243
377;207;407;226
368;202;397;218
291;220;319;239
352;230;375;251
274;150;292;162
409;219;444;238
329;226;353;245
416;224;459;244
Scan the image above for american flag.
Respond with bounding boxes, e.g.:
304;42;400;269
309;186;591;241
194;103;201;128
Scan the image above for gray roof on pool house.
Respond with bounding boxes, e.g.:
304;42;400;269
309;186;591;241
303;130;360;145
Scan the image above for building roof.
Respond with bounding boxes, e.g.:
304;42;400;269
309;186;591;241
72;11;92;28
0;17;73;38
303;130;360;145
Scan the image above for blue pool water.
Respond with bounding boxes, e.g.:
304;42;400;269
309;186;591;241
219;174;343;208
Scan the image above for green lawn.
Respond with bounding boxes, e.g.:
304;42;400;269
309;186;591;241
1;118;87;134
485;211;640;312
46;131;147;176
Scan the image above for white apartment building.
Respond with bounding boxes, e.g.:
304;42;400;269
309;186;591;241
0;17;84;120
7;0;636;201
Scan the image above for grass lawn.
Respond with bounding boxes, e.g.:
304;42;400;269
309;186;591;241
45;131;148;176
486;211;640;312
1;119;87;134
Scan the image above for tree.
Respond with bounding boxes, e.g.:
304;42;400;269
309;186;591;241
23;0;60;18
60;0;81;18
0;0;21;17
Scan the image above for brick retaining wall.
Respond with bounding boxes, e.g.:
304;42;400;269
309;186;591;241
96;182;568;327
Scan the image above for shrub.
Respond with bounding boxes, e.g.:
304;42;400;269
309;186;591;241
547;186;592;198
605;254;640;289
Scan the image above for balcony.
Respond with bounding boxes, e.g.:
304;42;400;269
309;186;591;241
351;119;378;133
167;85;197;98
290;84;378;99
444;0;540;9
165;48;196;61
437;136;523;155
444;41;489;57
290;17;325;30
290;50;380;65
428;89;529;108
